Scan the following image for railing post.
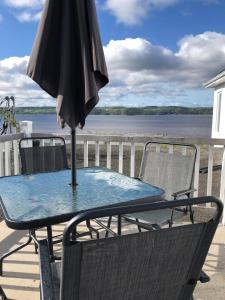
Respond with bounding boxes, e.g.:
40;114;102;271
107;142;111;169
0;144;3;176
118;142;124;174
84;141;89;168
95;141;100;167
130;143;135;177
4;142;11;176
206;145;213;200
19;121;33;148
19;121;33;137
194;145;200;197
13;140;19;175
220;146;225;225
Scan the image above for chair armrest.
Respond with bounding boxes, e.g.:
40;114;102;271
198;270;210;283
199;165;221;174
172;188;196;199
189;270;210;285
39;239;55;300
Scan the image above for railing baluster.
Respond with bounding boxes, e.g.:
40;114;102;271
13;140;20;175
84;141;89;167
130;143;135;177
4;142;11;176
107;142;111;169
182;146;187;156
168;145;173;154
206;145;213;201
194;145;200;197
0;144;3;176
156;144;160;153
118;142;124;174
95;141;100;167
220;146;225;225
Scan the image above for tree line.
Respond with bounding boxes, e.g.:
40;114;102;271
14;106;213;115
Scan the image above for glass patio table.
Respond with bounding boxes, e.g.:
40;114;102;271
0;167;164;274
0;167;164;230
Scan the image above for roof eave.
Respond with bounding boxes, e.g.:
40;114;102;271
204;74;225;88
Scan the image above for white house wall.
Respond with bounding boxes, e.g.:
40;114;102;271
212;83;225;139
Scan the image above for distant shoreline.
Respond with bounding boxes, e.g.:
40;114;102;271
14;106;213;115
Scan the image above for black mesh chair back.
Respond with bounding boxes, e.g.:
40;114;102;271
19;136;68;175
47;197;221;300
139;142;197;200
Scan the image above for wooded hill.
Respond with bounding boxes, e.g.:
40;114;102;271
15;106;213;115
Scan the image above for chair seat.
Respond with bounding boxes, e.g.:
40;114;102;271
125;208;185;227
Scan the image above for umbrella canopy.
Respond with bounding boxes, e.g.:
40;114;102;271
27;0;109;185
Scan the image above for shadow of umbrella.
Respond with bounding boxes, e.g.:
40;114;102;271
27;0;109;186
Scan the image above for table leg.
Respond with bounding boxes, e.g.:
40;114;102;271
0;232;33;276
46;226;54;262
117;215;122;235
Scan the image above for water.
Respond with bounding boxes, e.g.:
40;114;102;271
16;114;212;138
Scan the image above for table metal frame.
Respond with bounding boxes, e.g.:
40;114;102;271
0;167;164;275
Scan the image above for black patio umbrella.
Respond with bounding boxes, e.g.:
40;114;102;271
27;0;109;186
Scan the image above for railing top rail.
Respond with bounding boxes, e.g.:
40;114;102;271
0;133;24;143
58;133;225;146
2;132;225;146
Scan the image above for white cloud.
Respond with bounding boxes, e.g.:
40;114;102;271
16;11;41;22
104;0;179;25
4;0;44;9
0;56;52;106
0;31;224;107
103;0;219;25
4;0;44;23
102;31;225;104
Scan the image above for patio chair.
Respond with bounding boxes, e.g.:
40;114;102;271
120;141;197;231
19;136;68;174
38;196;223;300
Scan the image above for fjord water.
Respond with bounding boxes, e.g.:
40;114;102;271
16;114;212;138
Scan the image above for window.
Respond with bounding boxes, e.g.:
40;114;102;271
216;92;222;133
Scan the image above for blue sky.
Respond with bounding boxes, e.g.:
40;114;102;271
0;0;225;107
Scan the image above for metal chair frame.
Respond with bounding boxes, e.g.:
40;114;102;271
38;196;223;300
127;141;197;229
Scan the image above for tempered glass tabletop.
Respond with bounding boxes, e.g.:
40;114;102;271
0;168;164;229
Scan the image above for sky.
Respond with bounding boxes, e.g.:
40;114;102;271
0;0;225;108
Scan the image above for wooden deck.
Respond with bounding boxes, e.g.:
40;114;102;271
0;221;224;300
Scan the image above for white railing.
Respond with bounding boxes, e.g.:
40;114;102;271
0;124;224;224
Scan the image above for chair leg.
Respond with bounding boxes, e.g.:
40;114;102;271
86;220;100;239
86;220;93;239
118;215;122;235
105;217;112;237
0;232;32;276
169;208;175;228
32;230;38;254
46;226;55;262
189;205;194;224
0;286;7;300
136;219;142;232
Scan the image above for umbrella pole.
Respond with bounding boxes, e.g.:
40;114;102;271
71;128;77;186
